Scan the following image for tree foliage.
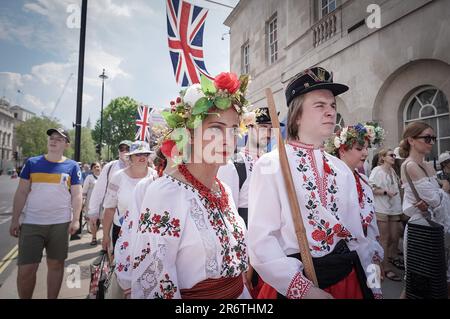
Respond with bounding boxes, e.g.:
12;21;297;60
15;116;61;159
92;96;137;159
65;127;97;163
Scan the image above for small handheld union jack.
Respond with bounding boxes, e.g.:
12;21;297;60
166;0;213;87
135;104;152;142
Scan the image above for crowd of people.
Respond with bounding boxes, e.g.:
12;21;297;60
9;68;450;299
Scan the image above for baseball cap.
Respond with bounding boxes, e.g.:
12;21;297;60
47;128;70;142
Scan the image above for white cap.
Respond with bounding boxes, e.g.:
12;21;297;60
438;151;450;166
394;147;403;160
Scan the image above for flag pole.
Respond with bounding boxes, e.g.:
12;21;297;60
203;0;234;9
74;0;88;162
265;88;318;286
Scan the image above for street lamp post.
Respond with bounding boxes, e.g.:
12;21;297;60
99;69;108;159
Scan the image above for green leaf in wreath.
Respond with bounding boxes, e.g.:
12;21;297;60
161;111;183;128
186;115;203;129
192;97;210;115
201;74;216;94
214;96;231;110
239;74;249;93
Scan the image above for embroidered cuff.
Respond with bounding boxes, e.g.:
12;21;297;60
286;272;314;299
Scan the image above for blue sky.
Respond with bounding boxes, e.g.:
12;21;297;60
0;0;238;128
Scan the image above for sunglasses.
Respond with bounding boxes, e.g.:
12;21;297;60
388;154;396;158
415;135;437;144
134;153;150;157
119;146;130;152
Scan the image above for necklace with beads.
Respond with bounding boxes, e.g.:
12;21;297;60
178;164;229;212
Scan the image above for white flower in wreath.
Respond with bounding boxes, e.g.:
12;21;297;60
334;136;341;149
366;125;376;142
340;127;348;144
183;84;205;107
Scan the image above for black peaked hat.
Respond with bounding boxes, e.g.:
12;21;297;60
285;67;349;106
254;107;285;126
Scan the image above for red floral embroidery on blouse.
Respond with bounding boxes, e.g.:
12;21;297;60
139;209;181;237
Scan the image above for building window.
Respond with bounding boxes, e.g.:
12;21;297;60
267;14;278;65
14;113;18;119
319;0;337;18
403;86;450;160
241;42;250;74
335;113;345;133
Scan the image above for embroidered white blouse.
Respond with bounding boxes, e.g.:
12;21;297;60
248;142;375;298
103;168;155;226
115;175;158;291
117;175;250;299
356;173;384;261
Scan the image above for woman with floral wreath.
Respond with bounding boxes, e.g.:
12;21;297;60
325;122;385;297
120;72;252;299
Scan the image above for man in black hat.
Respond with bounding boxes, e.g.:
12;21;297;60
248;67;380;299
10;127;83;298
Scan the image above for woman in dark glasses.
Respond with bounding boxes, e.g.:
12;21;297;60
399;121;450;289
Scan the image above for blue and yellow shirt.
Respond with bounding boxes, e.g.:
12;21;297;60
20;155;82;225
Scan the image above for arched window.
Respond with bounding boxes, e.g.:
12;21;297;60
404;86;450;160
335;113;345;132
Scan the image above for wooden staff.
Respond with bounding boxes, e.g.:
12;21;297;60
265;88;318;286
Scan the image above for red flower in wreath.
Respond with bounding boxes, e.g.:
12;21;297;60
161;140;178;159
214;72;240;94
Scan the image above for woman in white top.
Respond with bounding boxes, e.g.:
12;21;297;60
399;121;450;285
102;141;155;252
82;162;101;245
369;148;403;281
121;73;251;299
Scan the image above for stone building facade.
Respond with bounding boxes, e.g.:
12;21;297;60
225;0;450;160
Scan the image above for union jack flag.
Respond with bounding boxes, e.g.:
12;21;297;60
166;0;213;87
135;105;152;142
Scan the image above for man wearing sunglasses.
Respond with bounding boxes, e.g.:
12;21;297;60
87;140;132;232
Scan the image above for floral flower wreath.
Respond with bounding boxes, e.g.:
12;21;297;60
159;72;252;164
325;122;385;156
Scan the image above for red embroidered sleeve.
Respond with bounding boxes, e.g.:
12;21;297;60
286;272;313;299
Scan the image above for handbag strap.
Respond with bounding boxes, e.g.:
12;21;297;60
402;161;423;203
100;163;114;207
